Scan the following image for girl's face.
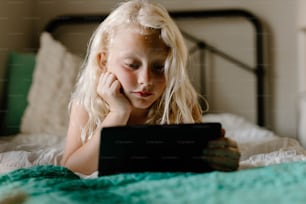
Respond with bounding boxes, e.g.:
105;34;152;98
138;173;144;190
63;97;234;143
104;25;169;110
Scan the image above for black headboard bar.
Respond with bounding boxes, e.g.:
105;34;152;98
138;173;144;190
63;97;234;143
44;9;265;127
171;9;265;126
182;30;254;73
170;9;265;126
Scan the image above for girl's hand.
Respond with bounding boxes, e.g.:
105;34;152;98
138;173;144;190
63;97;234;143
202;129;241;171
97;72;132;113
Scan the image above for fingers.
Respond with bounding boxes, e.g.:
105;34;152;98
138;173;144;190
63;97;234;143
100;72;120;91
203;157;240;172
203;137;241;171
97;72;132;113
202;153;240;171
97;72;121;97
221;128;225;137
202;147;240;160
207;137;238;149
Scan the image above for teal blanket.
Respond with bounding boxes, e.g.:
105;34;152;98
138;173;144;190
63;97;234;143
1;161;306;204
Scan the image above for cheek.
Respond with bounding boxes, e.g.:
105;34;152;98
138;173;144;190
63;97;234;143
154;77;166;92
116;71;137;88
106;61;136;88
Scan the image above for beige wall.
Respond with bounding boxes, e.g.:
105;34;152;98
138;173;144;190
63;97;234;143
0;0;300;139
297;0;306;146
0;0;35;104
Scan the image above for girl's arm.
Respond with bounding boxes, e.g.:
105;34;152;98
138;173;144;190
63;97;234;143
61;102;130;175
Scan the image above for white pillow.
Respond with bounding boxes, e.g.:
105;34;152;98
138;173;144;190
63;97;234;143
21;32;83;136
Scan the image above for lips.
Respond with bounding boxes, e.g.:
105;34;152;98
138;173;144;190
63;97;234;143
134;91;153;97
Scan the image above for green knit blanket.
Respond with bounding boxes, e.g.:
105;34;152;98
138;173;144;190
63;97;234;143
1;161;306;204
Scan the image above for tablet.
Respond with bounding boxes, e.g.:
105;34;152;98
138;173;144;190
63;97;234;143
98;122;222;176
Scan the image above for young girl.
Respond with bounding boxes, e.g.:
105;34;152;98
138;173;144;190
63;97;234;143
61;0;241;175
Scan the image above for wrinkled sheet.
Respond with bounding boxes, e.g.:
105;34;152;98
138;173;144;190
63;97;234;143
1;113;306;176
0;133;64;174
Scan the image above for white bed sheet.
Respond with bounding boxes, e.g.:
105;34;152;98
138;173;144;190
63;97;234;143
0;133;64;174
0;113;306;175
203;113;306;169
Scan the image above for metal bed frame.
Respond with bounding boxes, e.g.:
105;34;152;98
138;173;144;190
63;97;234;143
44;9;265;127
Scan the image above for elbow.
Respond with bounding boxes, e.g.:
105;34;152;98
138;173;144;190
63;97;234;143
60;157;73;171
60;156;68;167
60;158;96;176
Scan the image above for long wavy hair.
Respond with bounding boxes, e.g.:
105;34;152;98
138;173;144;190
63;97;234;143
69;0;207;142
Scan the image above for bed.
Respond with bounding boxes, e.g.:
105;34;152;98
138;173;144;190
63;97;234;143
1;9;306;204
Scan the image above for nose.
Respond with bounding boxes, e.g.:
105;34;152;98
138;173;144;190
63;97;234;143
138;66;152;86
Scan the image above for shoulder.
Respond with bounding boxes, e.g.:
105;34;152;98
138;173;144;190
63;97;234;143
69;101;89;124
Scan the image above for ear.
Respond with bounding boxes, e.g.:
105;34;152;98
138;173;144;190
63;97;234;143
97;51;107;71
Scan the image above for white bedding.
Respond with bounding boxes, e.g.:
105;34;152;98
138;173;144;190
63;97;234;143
1;113;306;175
0;133;64;174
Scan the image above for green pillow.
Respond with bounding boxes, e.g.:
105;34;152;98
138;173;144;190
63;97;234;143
1;52;35;135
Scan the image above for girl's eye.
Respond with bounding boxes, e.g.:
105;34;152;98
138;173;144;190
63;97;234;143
152;64;165;74
125;63;139;69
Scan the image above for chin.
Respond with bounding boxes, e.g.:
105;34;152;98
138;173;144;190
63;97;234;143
131;101;154;110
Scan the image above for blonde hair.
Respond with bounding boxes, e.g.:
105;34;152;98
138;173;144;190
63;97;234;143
70;0;206;142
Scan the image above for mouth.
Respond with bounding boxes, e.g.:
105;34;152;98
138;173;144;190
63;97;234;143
133;91;153;97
